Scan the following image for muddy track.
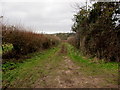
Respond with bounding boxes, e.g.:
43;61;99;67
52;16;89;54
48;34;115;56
3;44;118;88
33;44;118;88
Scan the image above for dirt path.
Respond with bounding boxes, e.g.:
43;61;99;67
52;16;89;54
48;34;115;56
33;44;117;88
3;43;118;88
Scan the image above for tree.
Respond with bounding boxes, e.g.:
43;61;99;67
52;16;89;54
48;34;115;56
71;2;120;62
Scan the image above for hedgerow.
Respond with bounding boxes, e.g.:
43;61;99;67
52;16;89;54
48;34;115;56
2;24;60;60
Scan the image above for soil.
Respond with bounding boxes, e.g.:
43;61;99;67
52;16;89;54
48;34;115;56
33;44;118;88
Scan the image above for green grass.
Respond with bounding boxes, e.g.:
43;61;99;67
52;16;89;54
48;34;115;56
2;62;19;72
66;43;118;85
2;45;61;88
2;43;119;87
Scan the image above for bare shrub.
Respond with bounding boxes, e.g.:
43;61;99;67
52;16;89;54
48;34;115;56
2;24;60;59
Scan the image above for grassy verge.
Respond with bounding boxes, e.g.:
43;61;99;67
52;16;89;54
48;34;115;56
2;45;60;88
66;43;118;85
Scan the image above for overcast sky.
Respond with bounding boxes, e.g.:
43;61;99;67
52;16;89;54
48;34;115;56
0;0;89;34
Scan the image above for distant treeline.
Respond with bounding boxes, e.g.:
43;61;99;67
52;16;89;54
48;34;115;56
53;33;75;40
2;24;60;61
68;2;120;62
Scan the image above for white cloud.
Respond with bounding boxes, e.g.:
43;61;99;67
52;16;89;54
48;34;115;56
0;0;86;34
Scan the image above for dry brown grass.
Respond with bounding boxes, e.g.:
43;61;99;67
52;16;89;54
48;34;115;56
2;24;60;59
67;36;77;48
